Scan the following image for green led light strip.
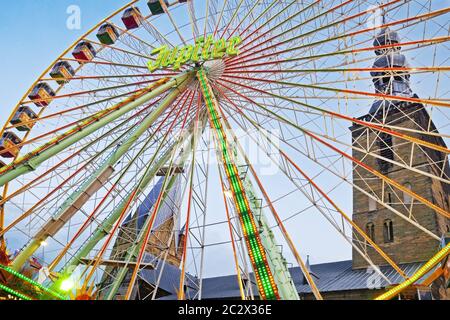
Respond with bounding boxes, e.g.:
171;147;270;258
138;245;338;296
197;69;279;300
0;283;32;300
0;264;66;300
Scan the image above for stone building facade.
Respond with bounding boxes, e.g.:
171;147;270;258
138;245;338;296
350;27;449;270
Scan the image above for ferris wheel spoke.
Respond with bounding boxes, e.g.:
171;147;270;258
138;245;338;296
216;99;323;300
159;0;187;45
178;96;203;300
99;91;198;296
226;0;363;65
224;66;450;75
83;39;152;60
230;95;450;176
225;35;450;72
227;4;450;69
40;72;177;82
222;73;450;107
219;103;395;286
217;79;450;220
0;76;187;186
216;85;450;226
219;0;246;39
0;95;168;217
21;78;169;107
211;0;228;37
0;93;166;159
186;0;200;38
202;0;210;38
108;21;158;54
217;77;450;157
140;14;176;49
231;0;295;45
60;57;149;70
214;152;247;300
119;91;199;300
215;83;409;280
2;89;191;253
223;0;262;41
227;0;321;60
231;0;407;65
4;83;171;133
49;104;192;276
272;121;442;241
66;85;194;290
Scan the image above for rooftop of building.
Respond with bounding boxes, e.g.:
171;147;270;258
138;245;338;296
151;259;429;300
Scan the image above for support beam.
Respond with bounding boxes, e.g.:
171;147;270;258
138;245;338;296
218;103;299;299
0;73;192;187
52;118;198;295
238;163;300;300
54;139;178;283
104;130;199;300
10;76;192;272
197;68;280;300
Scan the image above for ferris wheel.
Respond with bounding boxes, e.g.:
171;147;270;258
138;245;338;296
0;0;449;301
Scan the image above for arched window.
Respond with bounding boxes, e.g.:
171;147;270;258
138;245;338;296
384;188;393;204
403;183;412;204
366;222;375;241
383;219;394;243
368;197;377;211
377;133;394;173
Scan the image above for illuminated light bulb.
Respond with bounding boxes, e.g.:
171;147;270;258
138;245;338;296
224;190;233;198
40;241;48;246
60;278;75;292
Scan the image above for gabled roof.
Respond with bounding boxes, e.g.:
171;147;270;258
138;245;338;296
186;260;428;299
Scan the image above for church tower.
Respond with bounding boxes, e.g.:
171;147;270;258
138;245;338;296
350;27;450;270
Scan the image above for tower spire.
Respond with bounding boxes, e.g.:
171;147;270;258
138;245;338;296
369;15;415;115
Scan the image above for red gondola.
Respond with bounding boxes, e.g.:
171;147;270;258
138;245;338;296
122;7;142;30
72;42;97;63
28;82;55;107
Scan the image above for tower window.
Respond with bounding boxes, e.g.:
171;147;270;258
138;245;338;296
403;183;412;204
383;219;394;243
377;133;394;173
384;188;393;204
366;222;375;241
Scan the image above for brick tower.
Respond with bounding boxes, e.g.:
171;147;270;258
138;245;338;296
350;28;450;270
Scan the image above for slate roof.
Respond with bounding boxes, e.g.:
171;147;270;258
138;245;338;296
151;260;429;300
139;252;198;299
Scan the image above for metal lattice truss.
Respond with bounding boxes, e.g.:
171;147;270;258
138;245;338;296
0;0;449;301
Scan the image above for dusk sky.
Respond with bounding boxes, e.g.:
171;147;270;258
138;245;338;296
0;1;448;280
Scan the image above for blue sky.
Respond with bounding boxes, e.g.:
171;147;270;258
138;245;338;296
0;0;129;124
0;1;448;279
0;1;354;276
